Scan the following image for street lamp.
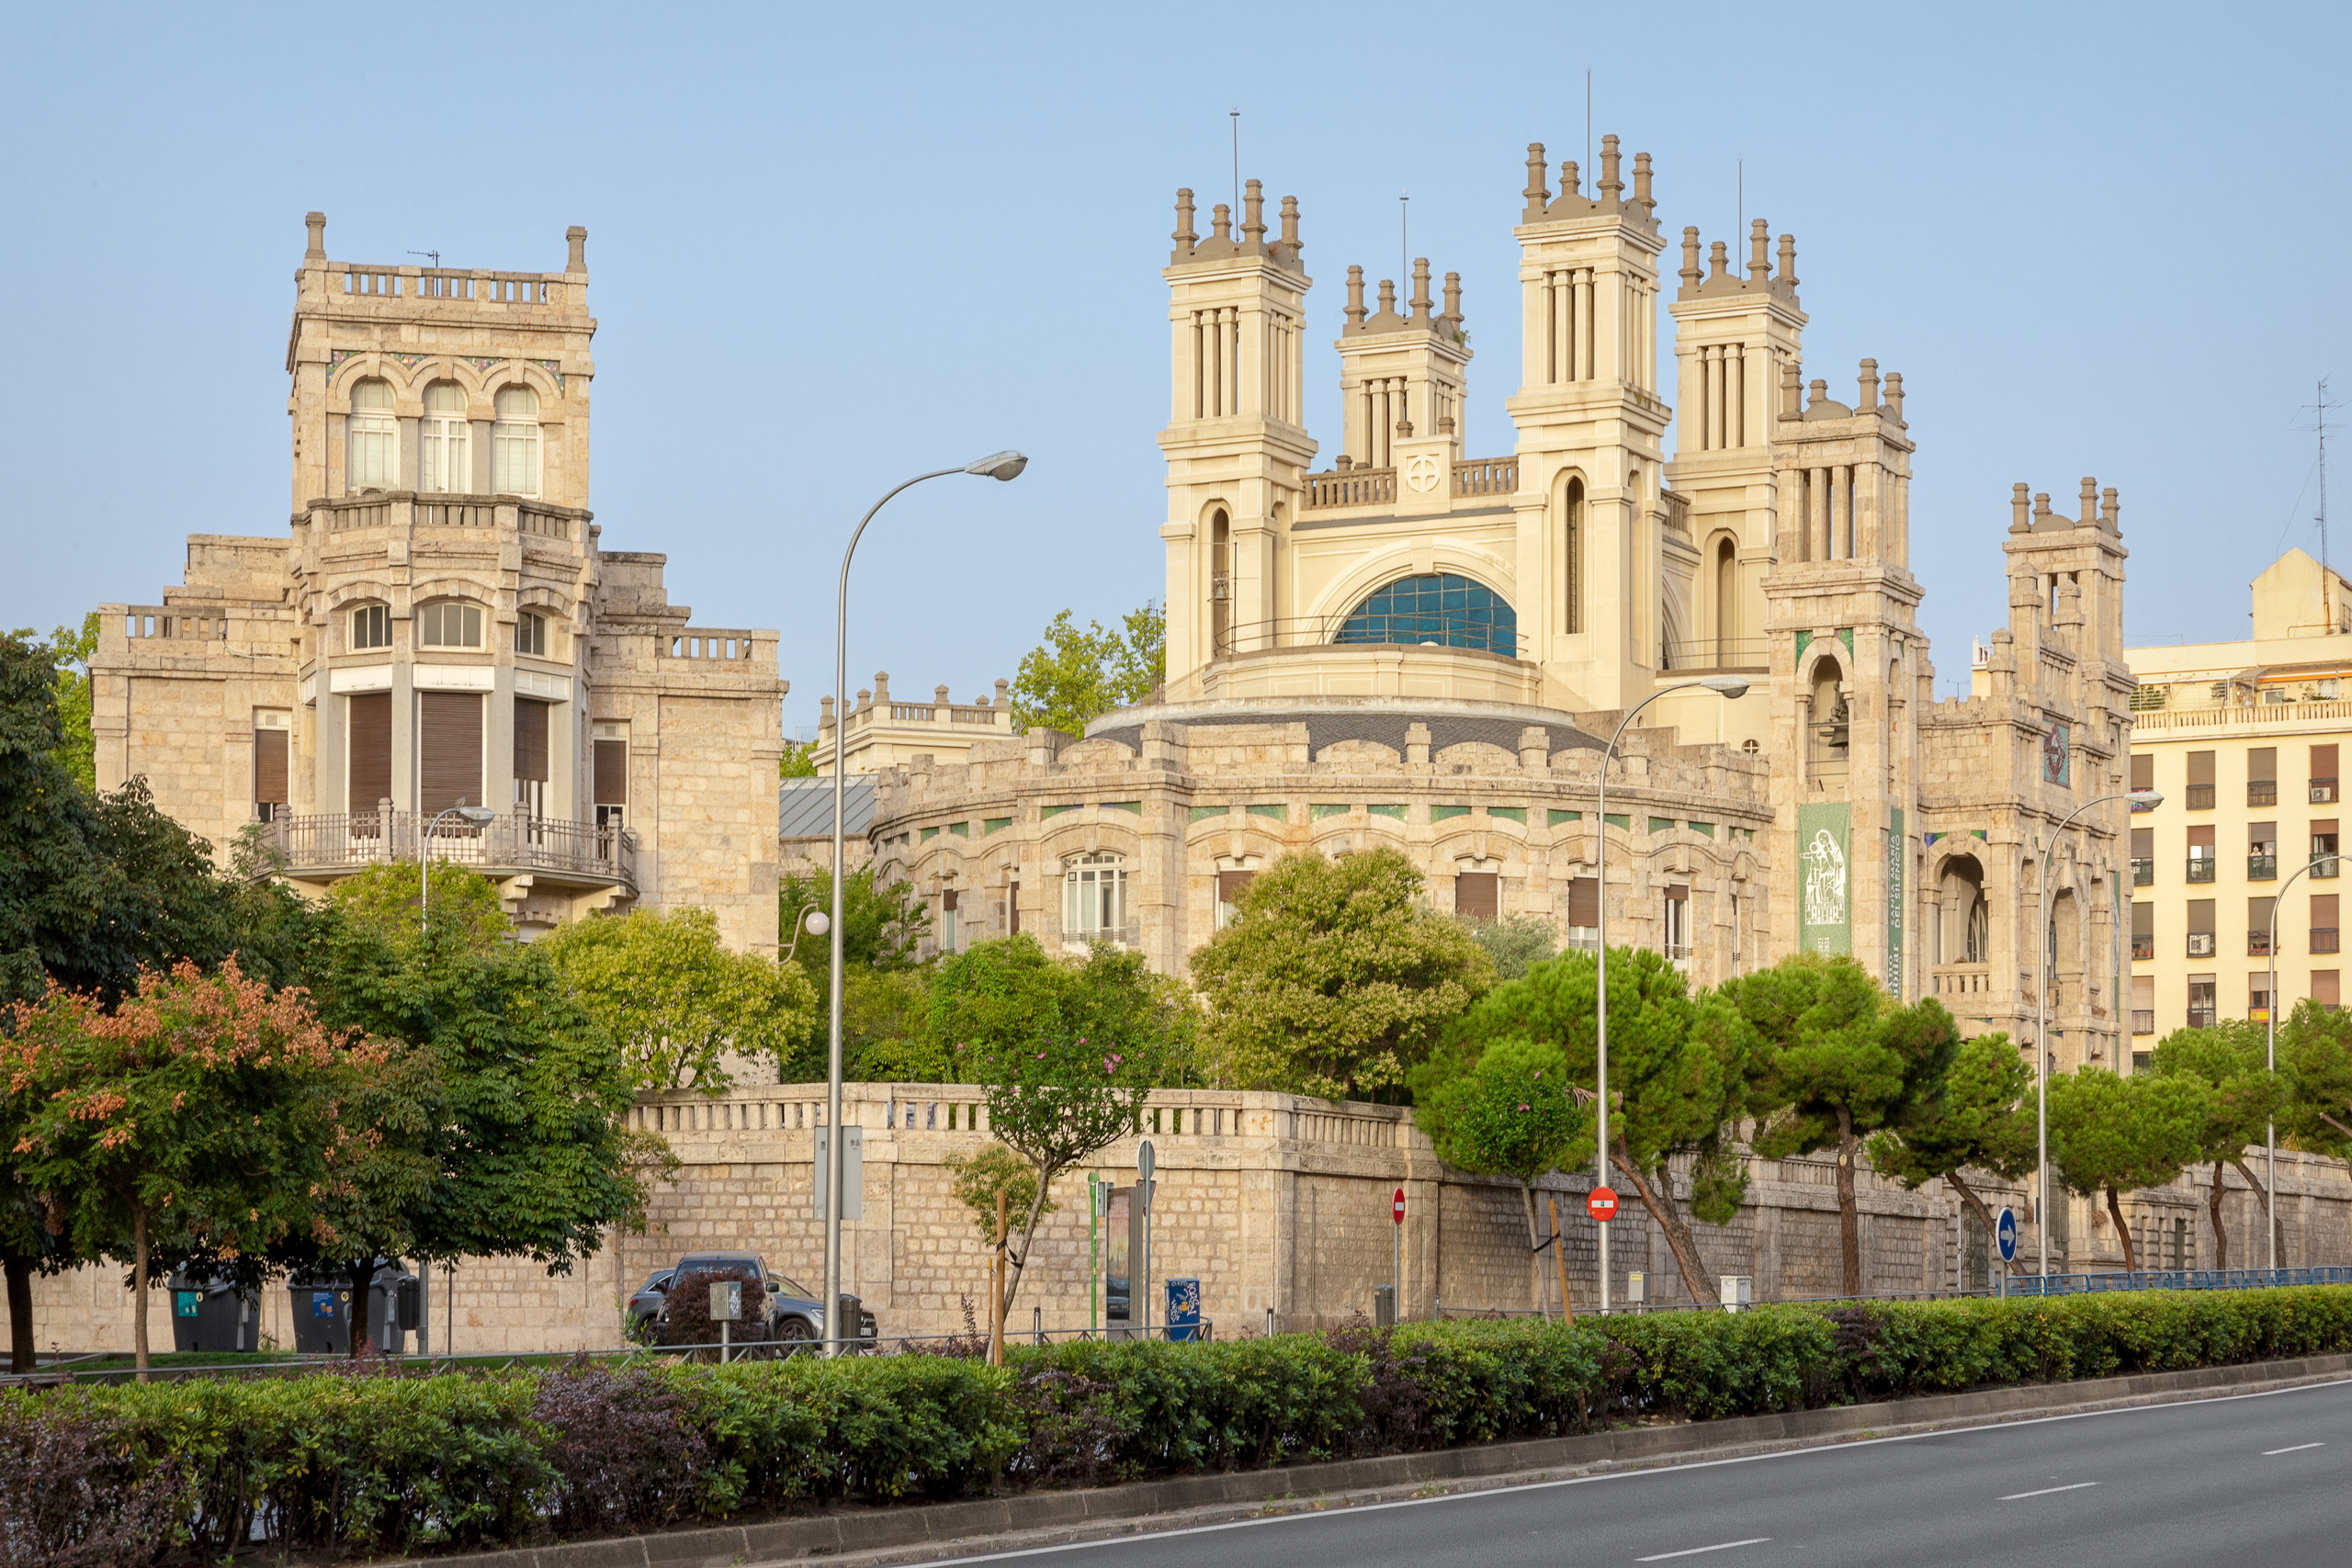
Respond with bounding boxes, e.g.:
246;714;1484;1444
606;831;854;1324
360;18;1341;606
2033;787;2162;1279
2265;850;2339;1269
783;905;831;966
421;800;497;934
823;450;1027;1354
1594;675;1747;1314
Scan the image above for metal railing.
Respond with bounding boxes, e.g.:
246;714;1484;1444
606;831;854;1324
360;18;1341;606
2249;930;2273;956
268;807;636;889
2132;1009;2156;1034
2187;857;2216;883
2316;778;2340;803
2131;934;2154;961
2186;784;2216;809
2131;857;2154;886
2003;1266;2352;1298
2250;853;2278;880
2317;926;2342;954
1660;637;1769;672
2248;781;2279;806
1212;613;1528;659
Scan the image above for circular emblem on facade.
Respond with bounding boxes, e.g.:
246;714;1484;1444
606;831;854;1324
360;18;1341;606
1405;454;1441;492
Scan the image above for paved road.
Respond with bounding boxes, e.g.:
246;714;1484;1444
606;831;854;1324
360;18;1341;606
937;1379;2352;1568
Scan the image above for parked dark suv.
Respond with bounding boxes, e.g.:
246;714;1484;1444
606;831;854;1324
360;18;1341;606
627;1252;876;1349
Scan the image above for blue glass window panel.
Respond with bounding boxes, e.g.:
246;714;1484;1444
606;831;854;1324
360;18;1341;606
1334;573;1519;655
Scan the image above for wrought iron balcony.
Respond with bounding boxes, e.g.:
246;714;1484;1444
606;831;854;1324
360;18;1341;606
2131;857;2154;886
2249;853;2278;881
2315;777;2340;804
2317;926;2342;955
2249;930;2273;956
265;808;637;893
2186;857;2216;883
2185;784;2216;809
2132;1009;2156;1035
2131;933;2155;961
2248;782;2278;807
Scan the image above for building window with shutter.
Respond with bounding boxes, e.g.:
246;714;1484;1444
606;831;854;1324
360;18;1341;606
2316;745;2341;805
420;381;469;492
350;603;391;651
2315;819;2340;878
1566;874;1600;951
2185;750;2215;810
939;888;959;954
1663;882;1690;962
1216;868;1256;930
2318;970;2343;1012
517;612;548;657
253;711;289;822
594;722;628;834
346;378;397;491
418;692;483;821
417;601;483;649
347;690;392;830
2187;974;2218;1029
2186;899;2215;959
514;696;549;822
1454;871;1499;921
493;386;541;497
2314;894;2340;956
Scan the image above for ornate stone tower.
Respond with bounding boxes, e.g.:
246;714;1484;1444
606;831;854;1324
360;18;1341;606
1158;181;1315;685
1332;257;1470;492
1760;359;1926;994
1501;136;1670;713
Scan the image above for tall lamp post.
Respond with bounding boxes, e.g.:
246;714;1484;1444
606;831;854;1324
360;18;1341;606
1595;676;1748;1314
421;800;496;933
2033;787;2162;1279
2265;850;2339;1269
823;452;1027;1353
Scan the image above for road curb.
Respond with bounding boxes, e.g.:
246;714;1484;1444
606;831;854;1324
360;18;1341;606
410;1351;2352;1568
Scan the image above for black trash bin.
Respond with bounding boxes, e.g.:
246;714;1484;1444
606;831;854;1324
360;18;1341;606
168;1272;260;1354
288;1272;351;1354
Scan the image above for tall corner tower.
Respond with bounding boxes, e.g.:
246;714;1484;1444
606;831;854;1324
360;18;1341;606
1158;181;1317;693
1501;136;1669;713
1762;357;1925;996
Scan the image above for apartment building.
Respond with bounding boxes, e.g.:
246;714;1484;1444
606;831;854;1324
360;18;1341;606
2126;548;2352;1059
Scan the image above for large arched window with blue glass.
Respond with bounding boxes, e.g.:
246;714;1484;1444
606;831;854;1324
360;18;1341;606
1333;573;1520;655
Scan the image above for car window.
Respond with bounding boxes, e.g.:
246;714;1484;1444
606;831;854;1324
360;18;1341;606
640;1271;672;1292
770;1275;812;1298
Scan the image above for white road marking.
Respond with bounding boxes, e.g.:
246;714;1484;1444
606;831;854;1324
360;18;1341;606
916;1378;2352;1566
2264;1441;2326;1455
1635;1539;1772;1562
1998;1482;2100;1500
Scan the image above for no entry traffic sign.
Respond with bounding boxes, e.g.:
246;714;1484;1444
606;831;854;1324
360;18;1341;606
1392;1187;1407;1225
1588;1187;1620;1223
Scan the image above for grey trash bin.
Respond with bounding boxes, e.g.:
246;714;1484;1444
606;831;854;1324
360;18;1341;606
167;1271;258;1354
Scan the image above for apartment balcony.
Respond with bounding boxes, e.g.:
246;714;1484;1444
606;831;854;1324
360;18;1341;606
2186;784;2216;809
2131;857;2154;886
2249;853;2278;881
266;808;637;894
2315;777;2340;804
2315;854;2341;881
2132;933;2155;961
2248;781;2278;807
2249;930;2273;957
2132;1009;2156;1035
2186;931;2217;958
2186;857;2216;884
2316;926;2342;955
1931;963;1996;1000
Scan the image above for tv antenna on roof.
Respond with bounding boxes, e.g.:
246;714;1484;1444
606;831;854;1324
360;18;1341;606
1229;109;1239;222
408;250;441;267
2309;376;2342;572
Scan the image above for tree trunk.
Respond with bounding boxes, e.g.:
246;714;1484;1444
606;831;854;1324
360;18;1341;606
1520;1183;1547;1320
2208;1161;2230;1269
6;1254;35;1373
1942;1170;2022;1279
1835;1111;1862;1297
998;1162;1059;1327
2106;1187;2138;1271
2228;1156;2278;1265
1611;1142;1716;1305
131;1201;150;1382
348;1258;375;1356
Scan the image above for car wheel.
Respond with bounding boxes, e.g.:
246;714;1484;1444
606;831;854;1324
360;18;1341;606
774;1315;816;1358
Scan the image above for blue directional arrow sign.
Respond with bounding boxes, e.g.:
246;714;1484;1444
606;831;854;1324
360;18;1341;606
1996;1207;2018;1263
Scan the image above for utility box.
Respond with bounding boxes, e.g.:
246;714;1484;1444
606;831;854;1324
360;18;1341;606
1624;1271;1647;1308
1720;1275;1753;1313
710;1280;741;1322
1166;1278;1203;1341
1372;1283;1396;1328
168;1272;258;1354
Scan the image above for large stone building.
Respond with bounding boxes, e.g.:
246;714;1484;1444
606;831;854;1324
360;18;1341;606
867;138;2137;1074
2125;548;2352;1051
90;214;785;952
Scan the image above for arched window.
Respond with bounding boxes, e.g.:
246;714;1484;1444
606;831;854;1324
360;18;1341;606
1064;852;1128;940
1808;656;1849;782
350;603;391;651
417;599;483;649
1336;573;1519;656
492;386;541;497
1563;477;1584;634
421;381;469;492
1210;508;1232;652
1714;537;1737;659
347;378;396;491
1939;854;1989;965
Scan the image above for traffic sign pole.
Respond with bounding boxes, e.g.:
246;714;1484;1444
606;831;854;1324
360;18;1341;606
1392;1187;1406;1322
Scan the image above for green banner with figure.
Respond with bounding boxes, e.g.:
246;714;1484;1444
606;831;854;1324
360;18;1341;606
1798;801;1853;955
1886;807;1905;998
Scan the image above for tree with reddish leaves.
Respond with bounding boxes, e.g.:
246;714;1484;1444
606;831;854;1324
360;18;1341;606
2;959;381;1377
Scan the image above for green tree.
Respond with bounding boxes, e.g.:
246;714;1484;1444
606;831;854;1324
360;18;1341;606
779;739;819;778
840;967;947;1082
3;959;376;1377
1737;954;1962;1296
1865;1031;2037;1276
1458;913;1558;981
2278;998;2352;1161
944;1141;1058;1245
34;613;98;788
1009;603;1166;736
2047;1066;2209;1269
1432;946;1748;1304
781;863;929;1020
329;860;512;956
2150;1021;2281;1267
1189;849;1494;1100
928;935;1184;1321
308;915;669;1349
1410;1034;1590;1314
541;907;818;1093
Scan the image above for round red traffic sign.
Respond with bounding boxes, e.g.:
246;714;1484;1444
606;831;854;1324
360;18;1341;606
1392;1187;1407;1224
1587;1187;1620;1223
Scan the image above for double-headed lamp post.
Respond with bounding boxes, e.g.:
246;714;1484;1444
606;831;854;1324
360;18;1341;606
2034;787;2163;1279
421;800;496;933
2266;850;2341;1269
823;451;1027;1353
1595;676;1748;1314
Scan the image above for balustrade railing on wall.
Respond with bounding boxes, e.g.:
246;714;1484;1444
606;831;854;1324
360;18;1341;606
1453;457;1518;497
1303;467;1396;509
267;807;635;888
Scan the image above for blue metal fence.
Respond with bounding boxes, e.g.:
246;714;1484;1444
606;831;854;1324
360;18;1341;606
2000;1265;2352;1298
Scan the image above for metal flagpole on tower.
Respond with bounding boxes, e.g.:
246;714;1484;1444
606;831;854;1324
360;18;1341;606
1230;110;1239;222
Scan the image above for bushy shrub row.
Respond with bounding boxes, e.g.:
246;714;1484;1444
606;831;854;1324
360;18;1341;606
9;1288;2352;1565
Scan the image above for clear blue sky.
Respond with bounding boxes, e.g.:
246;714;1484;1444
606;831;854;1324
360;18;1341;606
5;3;2346;730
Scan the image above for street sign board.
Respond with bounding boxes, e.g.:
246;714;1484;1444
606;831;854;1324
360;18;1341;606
812;1126;865;1220
1137;1139;1156;1186
1996;1207;2018;1262
1392;1187;1406;1225
1588;1187;1620;1223
709;1280;741;1321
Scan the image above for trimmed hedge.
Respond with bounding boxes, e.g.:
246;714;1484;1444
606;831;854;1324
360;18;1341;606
9;1288;2352;1564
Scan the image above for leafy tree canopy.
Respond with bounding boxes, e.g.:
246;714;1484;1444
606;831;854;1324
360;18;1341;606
1866;1030;2035;1270
540;906;818;1094
1189;848;1494;1100
2048;1066;2210;1269
779;739;819;778
1411;1033;1589;1315
1459;913;1558;981
1008;603;1165;737
329;860;513;957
